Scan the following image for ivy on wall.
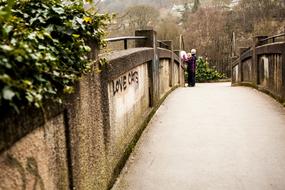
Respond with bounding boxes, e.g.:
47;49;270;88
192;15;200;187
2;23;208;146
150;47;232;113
0;0;110;111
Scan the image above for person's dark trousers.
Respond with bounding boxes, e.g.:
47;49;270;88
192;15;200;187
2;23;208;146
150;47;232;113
187;69;191;86
188;70;196;87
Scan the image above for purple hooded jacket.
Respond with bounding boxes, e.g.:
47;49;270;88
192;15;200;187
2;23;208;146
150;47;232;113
186;55;196;72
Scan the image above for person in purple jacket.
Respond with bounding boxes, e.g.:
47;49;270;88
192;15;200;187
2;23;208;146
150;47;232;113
186;49;197;87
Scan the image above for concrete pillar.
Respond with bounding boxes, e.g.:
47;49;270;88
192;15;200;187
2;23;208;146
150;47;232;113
135;30;160;106
135;30;156;48
252;36;268;85
282;26;285;42
282;44;285;100
238;47;248;82
282;28;285;99
161;40;174;87
65;42;111;190
173;50;185;87
231;56;238;84
254;35;268;46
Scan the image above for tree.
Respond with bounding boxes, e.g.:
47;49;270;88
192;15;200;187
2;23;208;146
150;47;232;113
157;15;182;49
192;0;200;12
181;5;234;76
235;0;285;33
125;5;159;30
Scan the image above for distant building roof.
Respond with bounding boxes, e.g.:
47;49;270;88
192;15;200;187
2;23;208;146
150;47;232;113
170;3;193;18
172;4;185;12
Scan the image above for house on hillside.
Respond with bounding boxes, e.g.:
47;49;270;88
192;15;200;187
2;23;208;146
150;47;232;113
170;3;193;18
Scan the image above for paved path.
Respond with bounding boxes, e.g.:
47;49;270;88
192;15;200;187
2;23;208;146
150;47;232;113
112;83;285;190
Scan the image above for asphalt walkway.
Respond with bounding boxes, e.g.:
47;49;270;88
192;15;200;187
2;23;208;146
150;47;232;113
112;83;285;190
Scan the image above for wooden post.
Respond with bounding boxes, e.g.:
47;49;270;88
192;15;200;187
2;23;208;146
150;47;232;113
232;32;236;57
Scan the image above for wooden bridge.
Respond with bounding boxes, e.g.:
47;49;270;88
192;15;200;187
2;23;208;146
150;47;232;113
1;30;285;190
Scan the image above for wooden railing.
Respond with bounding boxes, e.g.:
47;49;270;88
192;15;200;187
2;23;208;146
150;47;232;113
106;36;147;50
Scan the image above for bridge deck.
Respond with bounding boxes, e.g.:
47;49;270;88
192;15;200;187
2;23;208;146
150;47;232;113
112;82;285;190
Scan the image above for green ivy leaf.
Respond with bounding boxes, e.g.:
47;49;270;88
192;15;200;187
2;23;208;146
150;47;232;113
0;0;110;112
72;34;80;38
22;80;32;87
52;7;64;15
3;87;15;100
3;25;13;35
0;74;11;82
0;45;13;51
63;86;74;94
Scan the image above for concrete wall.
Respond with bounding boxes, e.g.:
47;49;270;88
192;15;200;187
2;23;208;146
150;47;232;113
173;62;180;86
101;47;182;182
107;63;150;166
159;59;171;98
258;54;283;96
0;114;69;190
0;30;184;190
232;37;285;103
0;65;110;190
66;70;109;190
242;58;252;82
232;63;239;84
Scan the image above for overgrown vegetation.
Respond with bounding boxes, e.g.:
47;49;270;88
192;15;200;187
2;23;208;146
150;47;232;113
0;0;110;111
195;57;226;82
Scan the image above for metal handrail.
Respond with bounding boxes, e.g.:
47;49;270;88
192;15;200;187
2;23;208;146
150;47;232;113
106;36;147;42
242;47;251;54
259;33;285;44
106;36;173;50
106;36;147;50
157;40;170;49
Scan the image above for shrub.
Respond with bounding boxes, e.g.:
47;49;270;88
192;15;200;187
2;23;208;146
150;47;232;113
0;0;110;111
195;57;226;82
